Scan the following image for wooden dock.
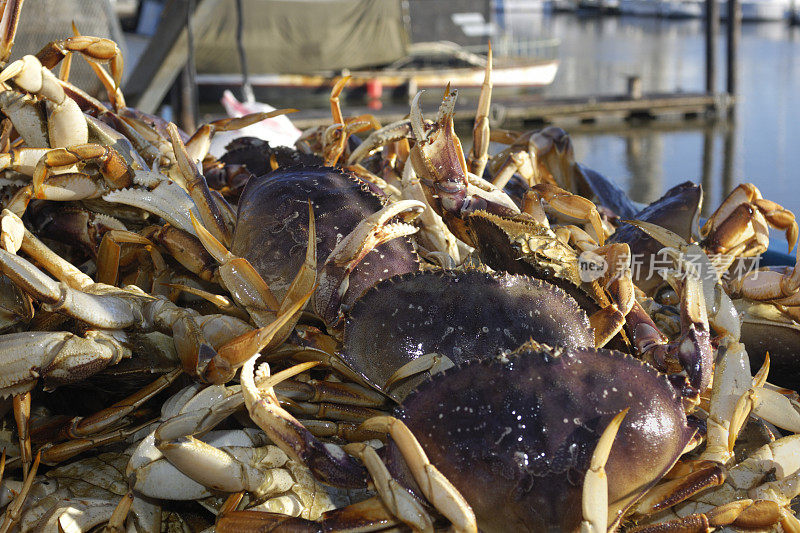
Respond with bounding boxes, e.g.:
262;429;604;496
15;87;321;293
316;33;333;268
287;91;734;130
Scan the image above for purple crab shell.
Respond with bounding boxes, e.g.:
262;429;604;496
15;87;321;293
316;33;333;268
231;166;419;316
393;346;694;532
341;269;594;401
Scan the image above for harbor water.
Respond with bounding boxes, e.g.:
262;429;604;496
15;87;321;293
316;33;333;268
499;10;800;221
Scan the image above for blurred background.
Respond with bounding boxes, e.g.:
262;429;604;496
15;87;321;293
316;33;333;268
11;0;800;219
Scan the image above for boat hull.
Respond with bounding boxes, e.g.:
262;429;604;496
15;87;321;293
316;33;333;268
197;59;559;104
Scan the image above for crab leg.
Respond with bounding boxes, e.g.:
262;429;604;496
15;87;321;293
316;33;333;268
8;212;94;288
152;367;314;499
35;35;123;88
407;89;520;244
275;378;387;408
628;220;741;338
702;183;798;256
0;226;265;382
37;369;180;454
719;351;800;456
106;493;134;533
467;43;492;178
384;353;455;391
191;212;280;319
491;149;531;190
96;229;154;285
191;204;315;355
300;419;386;442
343;442;434;532
585;243;638;349
32;143;134;201
346;118;413;166
143;223;219;283
0;55;89;148
78;46;126;111
490;126;580;191
241;354;368;488
38;419;152;465
729;261;800;303
184;109;297;164
168;122;233;247
0;0;23;64
281;399;384;424
204;292;312;384
630;500;785;532
216;496;402;533
0;330;130;398
0;91;48;148
0;146;48;176
315;199;424;324
635;436;800;531
132;369;343;509
323;76;351;166
360;416;477;533
12;393;28;478
528;183;606;245
0;209;23;253
0;246;147;328
581;409;628;533
400;162;462;265
0;451;39;533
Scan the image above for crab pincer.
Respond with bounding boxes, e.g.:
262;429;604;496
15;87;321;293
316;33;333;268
240;352;368;489
407;88;520;244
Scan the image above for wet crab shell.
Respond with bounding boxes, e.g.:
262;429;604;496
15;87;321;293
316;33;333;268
341;269;594;401
392;345;694;532
219;137;323;177
609;181;702;295
231;165;419;315
465;210;622;329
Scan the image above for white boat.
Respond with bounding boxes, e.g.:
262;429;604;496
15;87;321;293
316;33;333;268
719;0;790;20
551;0;579;11
660;0;704;17
578;0;621;12
198;41;560;98
495;0;550;11
619;0;661;15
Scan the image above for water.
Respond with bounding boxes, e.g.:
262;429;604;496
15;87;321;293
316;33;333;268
496;11;800;222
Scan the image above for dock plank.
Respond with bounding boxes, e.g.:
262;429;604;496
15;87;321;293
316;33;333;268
286;92;733;129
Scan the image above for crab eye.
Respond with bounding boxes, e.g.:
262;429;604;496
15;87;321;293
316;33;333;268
657;287;679;306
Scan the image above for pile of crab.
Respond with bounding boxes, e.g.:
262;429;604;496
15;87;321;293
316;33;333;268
1;1;800;531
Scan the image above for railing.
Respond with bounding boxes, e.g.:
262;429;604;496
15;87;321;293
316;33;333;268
463;36;561;60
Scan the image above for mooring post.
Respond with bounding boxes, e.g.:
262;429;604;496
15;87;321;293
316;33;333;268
722;119;736;196
627;75;642;99
701;126;715;217
705;0;719;95
726;0;740;108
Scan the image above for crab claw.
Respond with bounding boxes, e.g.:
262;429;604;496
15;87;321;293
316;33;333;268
702;183;798;256
241;353;368;488
624;220;689;252
408;89;519;245
619;222;715;393
628;219;740;341
408;88;470;216
1;208;23;253
663;271;714;392
0;0;23;64
315;199;424;325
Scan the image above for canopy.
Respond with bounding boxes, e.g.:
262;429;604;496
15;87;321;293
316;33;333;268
194;0;410;75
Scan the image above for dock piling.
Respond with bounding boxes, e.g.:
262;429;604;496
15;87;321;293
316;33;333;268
705;0;719;94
